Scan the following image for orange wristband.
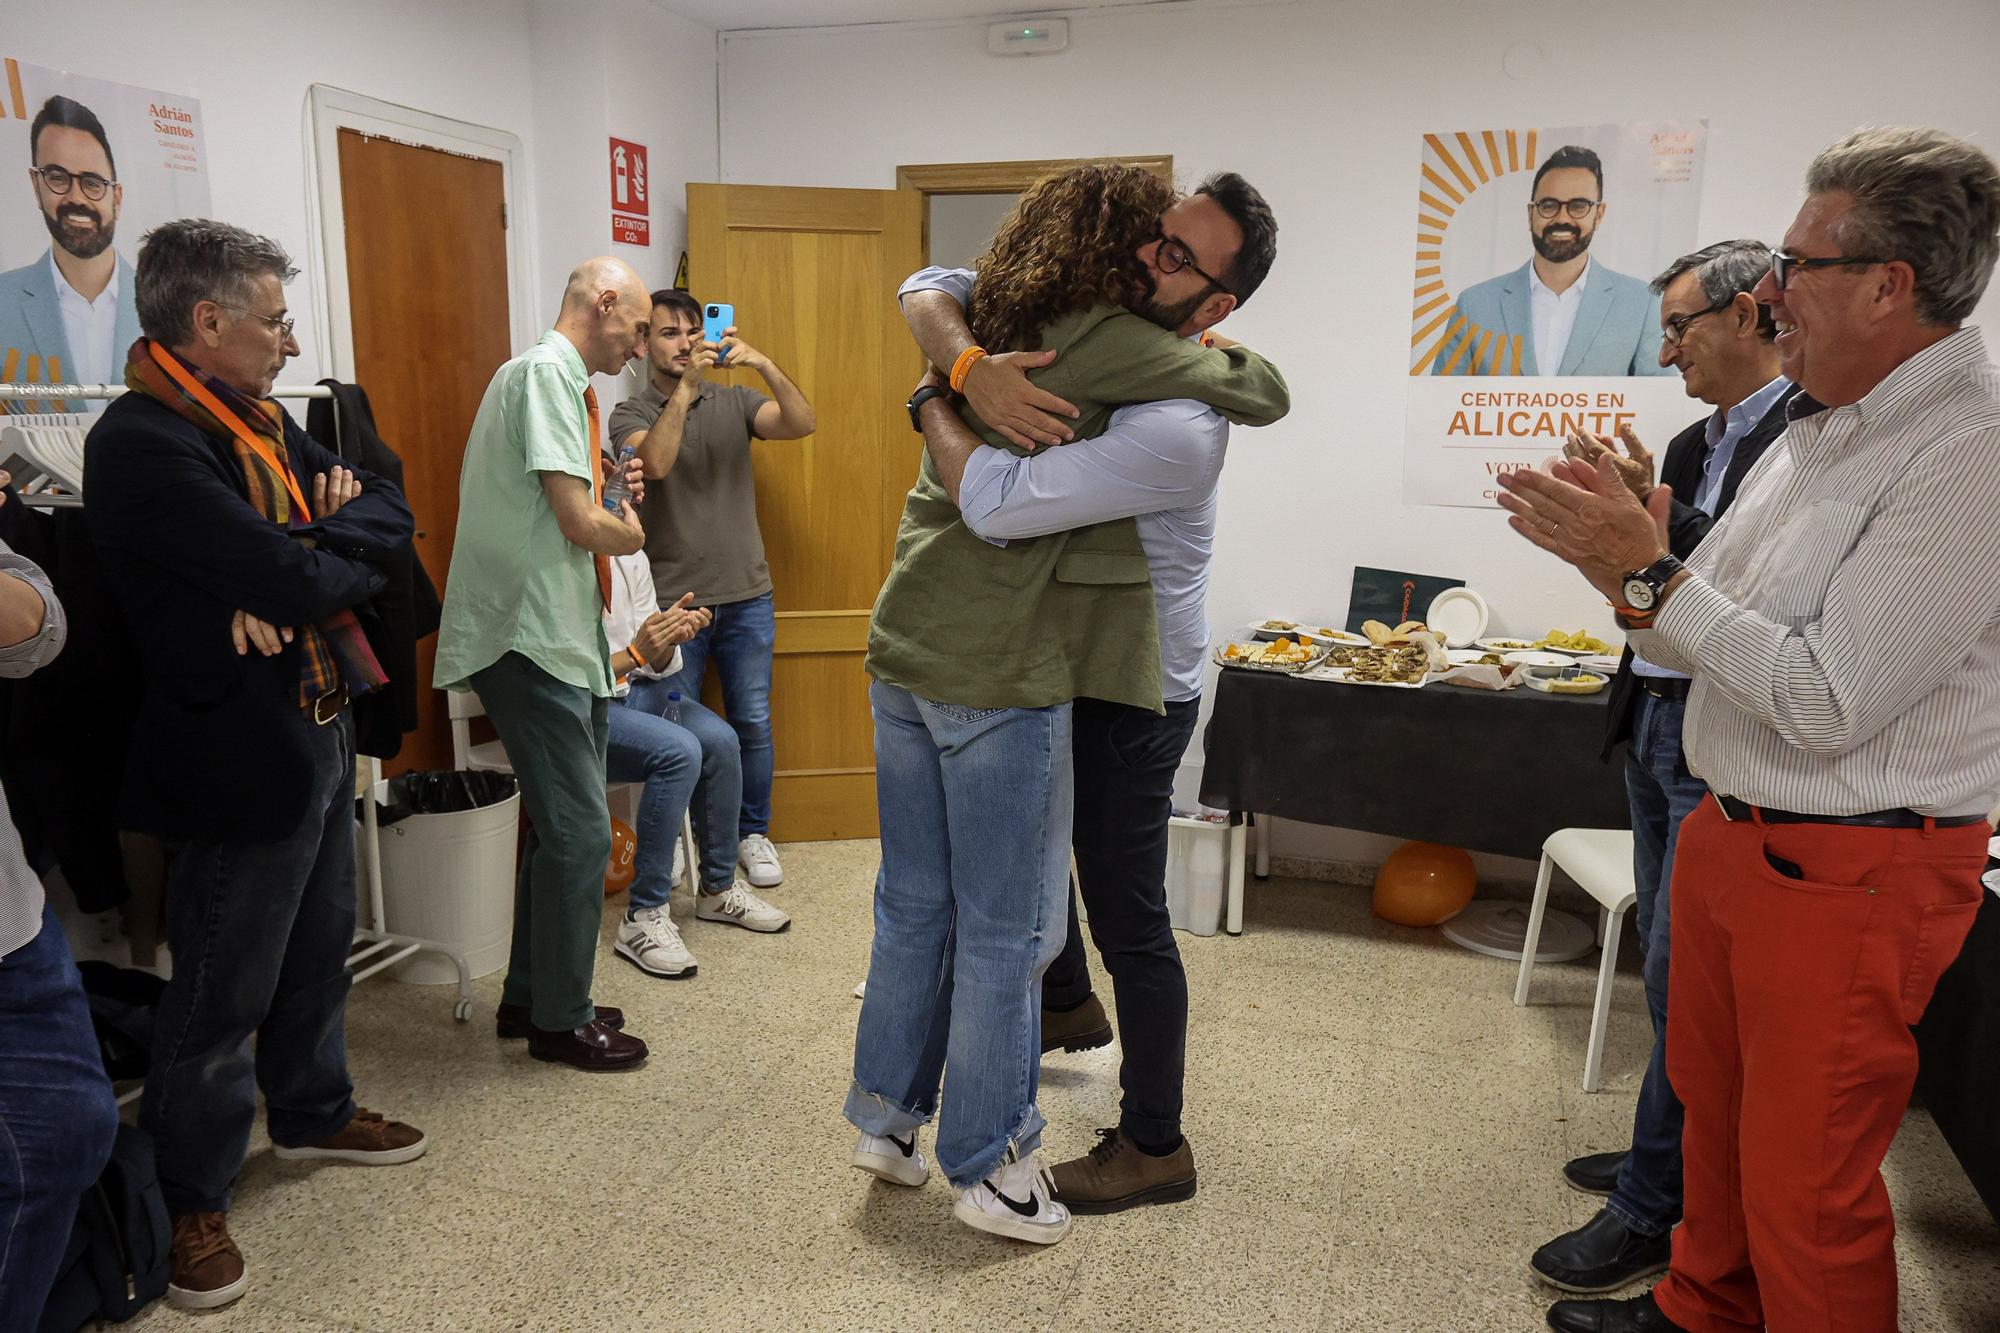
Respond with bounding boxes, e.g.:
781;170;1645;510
948;346;988;393
627;639;649;668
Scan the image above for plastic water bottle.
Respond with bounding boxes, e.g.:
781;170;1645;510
602;442;639;514
665;690;682;724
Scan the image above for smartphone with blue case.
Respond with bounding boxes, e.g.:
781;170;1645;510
703;302;734;365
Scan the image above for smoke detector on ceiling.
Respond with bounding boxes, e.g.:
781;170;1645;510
986;19;1069;56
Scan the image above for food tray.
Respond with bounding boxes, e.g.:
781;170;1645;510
1213;641;1329;674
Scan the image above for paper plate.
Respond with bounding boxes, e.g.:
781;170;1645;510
1425;587;1489;648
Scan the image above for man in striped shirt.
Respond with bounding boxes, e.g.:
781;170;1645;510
1498;126;2000;1333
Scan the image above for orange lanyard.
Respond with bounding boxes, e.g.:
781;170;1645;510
150;343;312;519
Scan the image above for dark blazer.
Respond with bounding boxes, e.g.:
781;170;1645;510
84;392;413;842
1602;380;1799;756
306;380;442;760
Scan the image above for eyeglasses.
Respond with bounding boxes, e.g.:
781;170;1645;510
31;165;116;201
1661;298;1735;349
213;302;296;339
1767;248;1886;291
1153;225;1232;296
1533;197;1600;220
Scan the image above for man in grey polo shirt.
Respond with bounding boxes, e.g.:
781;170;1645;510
608;289;816;891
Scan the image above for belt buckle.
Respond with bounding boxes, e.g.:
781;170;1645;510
311;686;345;726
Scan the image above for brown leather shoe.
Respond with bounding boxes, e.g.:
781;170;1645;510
1041;993;1113;1054
168;1211;248;1311
495;1002;625;1040
1052;1127;1196;1214
527;1018;649;1071
273;1107;427;1165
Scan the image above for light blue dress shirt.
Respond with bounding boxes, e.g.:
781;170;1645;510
1632;374;1793;681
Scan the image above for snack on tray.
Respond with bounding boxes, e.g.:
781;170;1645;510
1361;619;1428;647
1543;672;1606;694
1223;636;1315;667
1259;618;1298;631
1324;643;1429;683
1536;629;1613;654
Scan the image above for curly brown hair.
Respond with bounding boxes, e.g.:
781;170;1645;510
967;164;1177;353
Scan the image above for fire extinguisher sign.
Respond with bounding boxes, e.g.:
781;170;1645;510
609;138;650;246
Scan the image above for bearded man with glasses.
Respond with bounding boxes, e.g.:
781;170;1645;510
1432;144;1674;377
0;96;142;412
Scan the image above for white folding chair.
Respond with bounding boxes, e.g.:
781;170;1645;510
1514;827;1639;1093
443;688;698;898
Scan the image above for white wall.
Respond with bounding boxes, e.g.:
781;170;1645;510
718;0;2000;868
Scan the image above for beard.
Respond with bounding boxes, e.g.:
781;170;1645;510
44;204;115;260
1532;223;1592;264
1138;287;1209;333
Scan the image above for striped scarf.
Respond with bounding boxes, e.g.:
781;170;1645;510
124;339;387;705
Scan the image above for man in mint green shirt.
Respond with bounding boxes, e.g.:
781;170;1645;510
434;257;654;1073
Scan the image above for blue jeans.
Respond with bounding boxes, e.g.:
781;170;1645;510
1606;687;1708;1237
667;591;775;837
0;904;119;1327
143;713;360;1215
846;683;1073;1188
608;676;744;903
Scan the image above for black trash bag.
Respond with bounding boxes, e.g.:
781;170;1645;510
76;961;167;1083
372;770;518;828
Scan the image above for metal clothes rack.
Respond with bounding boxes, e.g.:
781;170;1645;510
0;379;473;1035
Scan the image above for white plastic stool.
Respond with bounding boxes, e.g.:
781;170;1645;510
1514;828;1638;1093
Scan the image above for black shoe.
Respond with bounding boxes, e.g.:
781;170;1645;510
1531;1209;1672;1294
1546;1289;1687;1332
1563;1149;1628;1196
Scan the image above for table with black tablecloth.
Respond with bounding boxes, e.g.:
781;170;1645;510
1198;666;1629;930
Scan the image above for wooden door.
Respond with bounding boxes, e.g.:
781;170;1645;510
337;128;514;775
686;184;924;841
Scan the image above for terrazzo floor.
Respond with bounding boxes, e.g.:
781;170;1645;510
116;842;1998;1331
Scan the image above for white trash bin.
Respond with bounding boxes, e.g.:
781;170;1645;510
372;778;520;984
1165;815;1229;937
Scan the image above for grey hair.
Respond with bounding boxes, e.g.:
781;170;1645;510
135;218;298;346
1652;239;1778;340
1804;126;2000;325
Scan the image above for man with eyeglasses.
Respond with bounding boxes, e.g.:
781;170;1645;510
1523;239;1795;1304
0;96;141;413
1432;145;1672;377
1498;126;2000;1333
888;173;1281;1217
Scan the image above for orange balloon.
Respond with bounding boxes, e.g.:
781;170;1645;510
604;817;637;896
1371;840;1477;926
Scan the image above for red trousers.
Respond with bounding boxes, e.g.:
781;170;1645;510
1651;796;1987;1333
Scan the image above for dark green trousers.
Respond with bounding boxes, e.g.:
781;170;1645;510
469;651;610;1032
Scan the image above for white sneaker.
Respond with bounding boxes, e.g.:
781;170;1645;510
953;1147;1070;1244
615;906;697;977
853;980;866;999
670;839;685;890
738;834;783;888
695;880;791;933
852;1129;929;1187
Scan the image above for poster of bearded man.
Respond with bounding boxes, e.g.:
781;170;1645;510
0;56;210;414
1405;121;1708;507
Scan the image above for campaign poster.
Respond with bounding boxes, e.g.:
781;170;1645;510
0;56;210;412
1405;121;1707;507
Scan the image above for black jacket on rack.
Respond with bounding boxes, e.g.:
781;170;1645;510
1599;381;1798;757
0;489;139;911
306;380;442;762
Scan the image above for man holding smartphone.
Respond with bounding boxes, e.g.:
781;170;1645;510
608;290;816;898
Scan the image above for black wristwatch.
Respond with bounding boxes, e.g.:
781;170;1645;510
907;384;949;432
1621;553;1684;613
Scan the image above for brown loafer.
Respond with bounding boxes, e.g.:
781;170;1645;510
272;1107;427;1165
526;1018;649;1072
168;1211;248;1311
1041;993;1113;1054
495;1002;625;1040
1052;1127;1196;1214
